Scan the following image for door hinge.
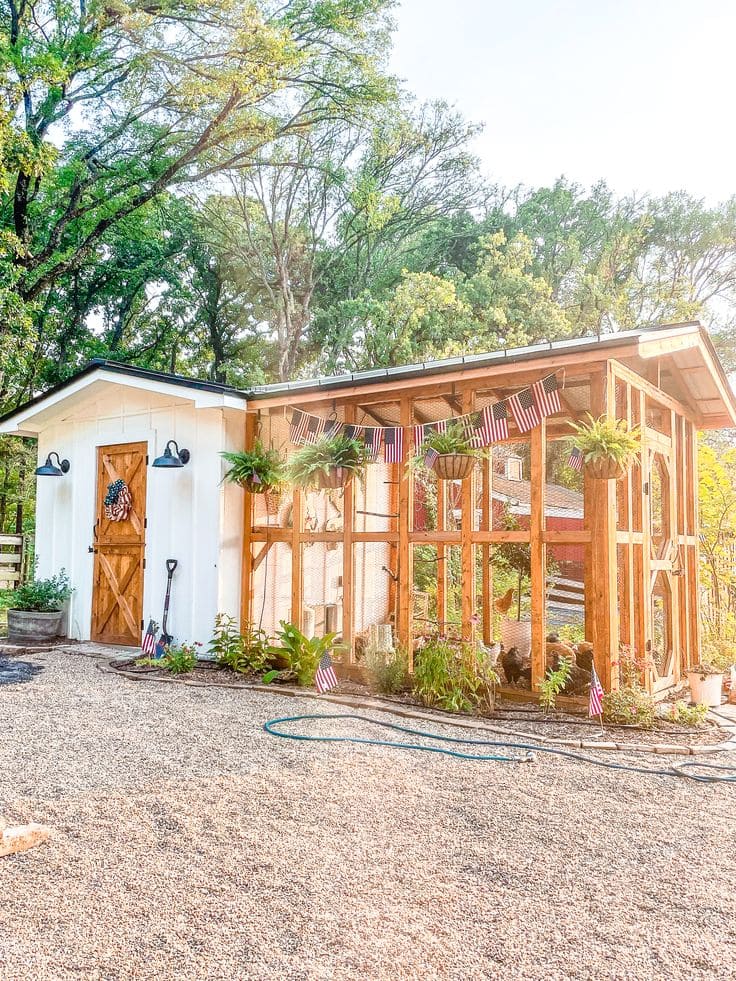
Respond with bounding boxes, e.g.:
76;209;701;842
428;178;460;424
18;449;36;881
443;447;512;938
146;454;149;465
144;517;147;529
142;557;146;570
141;619;144;631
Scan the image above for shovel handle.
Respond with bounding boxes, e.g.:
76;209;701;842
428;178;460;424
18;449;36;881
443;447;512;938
166;559;178;575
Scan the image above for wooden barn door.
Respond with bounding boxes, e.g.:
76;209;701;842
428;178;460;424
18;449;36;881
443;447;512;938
91;442;147;646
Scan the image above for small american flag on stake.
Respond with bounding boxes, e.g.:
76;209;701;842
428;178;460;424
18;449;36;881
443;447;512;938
315;652;339;694
568;446;584;472
508;387;541;434
532;373;562;418
589;663;604;718
424;446;439;469
141;619;157;657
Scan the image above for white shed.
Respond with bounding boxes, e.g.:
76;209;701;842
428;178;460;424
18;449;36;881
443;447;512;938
0;361;247;647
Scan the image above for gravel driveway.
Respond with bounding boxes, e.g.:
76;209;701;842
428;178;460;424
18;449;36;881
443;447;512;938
1;651;734;981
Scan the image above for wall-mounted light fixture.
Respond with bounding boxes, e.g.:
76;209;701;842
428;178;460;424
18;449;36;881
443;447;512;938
35;452;70;476
152;439;190;468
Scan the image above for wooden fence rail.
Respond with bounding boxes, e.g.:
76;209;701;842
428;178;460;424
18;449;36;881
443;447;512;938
0;534;31;590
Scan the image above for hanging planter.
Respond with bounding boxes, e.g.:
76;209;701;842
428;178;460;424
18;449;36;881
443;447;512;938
264;488;284;515
569;414;641;481
287;435;370;492
414;421;485;481
432;453;477;481
221;442;287;497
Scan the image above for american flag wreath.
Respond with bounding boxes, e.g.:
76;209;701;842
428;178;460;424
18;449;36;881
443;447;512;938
104;478;133;522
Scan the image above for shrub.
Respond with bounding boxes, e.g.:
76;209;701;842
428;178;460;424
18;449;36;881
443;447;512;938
538;657;572;714
208;613;270;674
365;647;409;695
602;686;656;728
269;621;336;687
287;435;369;489
10;570;72;612
413;638;498;714
161;643;198;675
667;700;709;727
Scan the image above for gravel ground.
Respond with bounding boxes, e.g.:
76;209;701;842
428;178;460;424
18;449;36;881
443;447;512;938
1;651;735;981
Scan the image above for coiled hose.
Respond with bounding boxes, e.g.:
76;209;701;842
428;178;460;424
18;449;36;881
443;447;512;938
264;712;736;783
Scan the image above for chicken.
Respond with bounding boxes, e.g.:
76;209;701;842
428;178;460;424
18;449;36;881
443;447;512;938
575;641;594;674
494;588;515;615
501;645;525;685
546;640;577;672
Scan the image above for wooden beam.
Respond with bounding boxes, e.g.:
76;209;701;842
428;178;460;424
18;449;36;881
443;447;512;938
240;412;257;628
481;454;492;646
611;358;698;426
342;405;356;661
290;484;304;630
461;389;476;641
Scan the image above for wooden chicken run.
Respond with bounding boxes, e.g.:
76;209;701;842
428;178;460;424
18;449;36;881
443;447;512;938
241;323;736;696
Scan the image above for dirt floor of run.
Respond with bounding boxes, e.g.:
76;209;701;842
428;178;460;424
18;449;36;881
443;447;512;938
1;649;735;981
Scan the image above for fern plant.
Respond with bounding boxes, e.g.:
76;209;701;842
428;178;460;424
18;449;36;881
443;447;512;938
411;422;484;469
221;441;286;491
287;435;370;489
569;414;641;467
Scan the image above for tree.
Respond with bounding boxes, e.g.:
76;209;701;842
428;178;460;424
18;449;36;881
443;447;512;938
0;0;394;406
698;438;736;663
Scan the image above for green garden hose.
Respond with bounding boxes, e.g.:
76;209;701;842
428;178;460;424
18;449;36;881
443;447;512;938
264;712;736;784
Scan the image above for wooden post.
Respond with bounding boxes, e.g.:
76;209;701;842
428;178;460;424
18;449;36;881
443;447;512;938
342;405;355;660
240;412;257;628
690;421;701;662
437;476;447;635
585;367;619;691
481;453;492;646
290;486;304;631
461;390;476;641
398;397;414;666
530;418;546;690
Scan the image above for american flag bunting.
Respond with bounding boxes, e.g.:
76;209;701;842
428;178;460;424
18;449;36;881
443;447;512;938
344;424;364;442
315;652;339;694
363;427;383;459
508;387;541;433
383;427;404;464
532;373;562;418
482;401;509;443
589;663;604;717
413;423;426;448
290;409;310;444
304;414;326;445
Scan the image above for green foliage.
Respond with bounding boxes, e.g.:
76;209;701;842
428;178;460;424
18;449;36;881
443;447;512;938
667;700;709;727
602;687;656;728
569;414;641;467
287;435;370;489
221;443;286;490
208;613;270;674
271;621;336;687
538;657;572;714
161;643;199;675
364;647;409;694
698;438;736;665
411;421;485;471
10;570;71;612
412;638;498;714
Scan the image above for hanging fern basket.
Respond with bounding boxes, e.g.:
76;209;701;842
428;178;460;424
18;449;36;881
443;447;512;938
241;477;269;494
585;456;627;481
265;489;283;516
432;453;477;481
316;466;351;490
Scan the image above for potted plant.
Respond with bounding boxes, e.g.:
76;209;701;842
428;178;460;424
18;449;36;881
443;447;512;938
686;662;724;707
287;434;370;490
7;570;72;642
222;441;287;515
416;422;483;480
569;413;640;480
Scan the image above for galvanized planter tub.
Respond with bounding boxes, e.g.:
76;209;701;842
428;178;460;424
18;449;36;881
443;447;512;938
7;609;65;643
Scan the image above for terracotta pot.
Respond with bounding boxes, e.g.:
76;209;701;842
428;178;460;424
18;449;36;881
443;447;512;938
585;456;627;480
7;609;65;643
432;453;477;481
316;467;351;489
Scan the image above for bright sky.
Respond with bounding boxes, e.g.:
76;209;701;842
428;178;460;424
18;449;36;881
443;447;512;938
390;0;736;202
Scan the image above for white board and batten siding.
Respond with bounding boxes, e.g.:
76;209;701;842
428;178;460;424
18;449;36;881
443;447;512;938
30;379;246;646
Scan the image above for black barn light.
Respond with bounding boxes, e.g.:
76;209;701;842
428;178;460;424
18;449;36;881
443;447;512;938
152;440;190;468
35;452;70;476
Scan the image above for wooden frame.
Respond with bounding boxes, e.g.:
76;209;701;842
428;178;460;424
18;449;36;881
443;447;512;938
240;339;720;700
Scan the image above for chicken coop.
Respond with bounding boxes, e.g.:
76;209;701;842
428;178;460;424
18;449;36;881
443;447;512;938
242;323;736;696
